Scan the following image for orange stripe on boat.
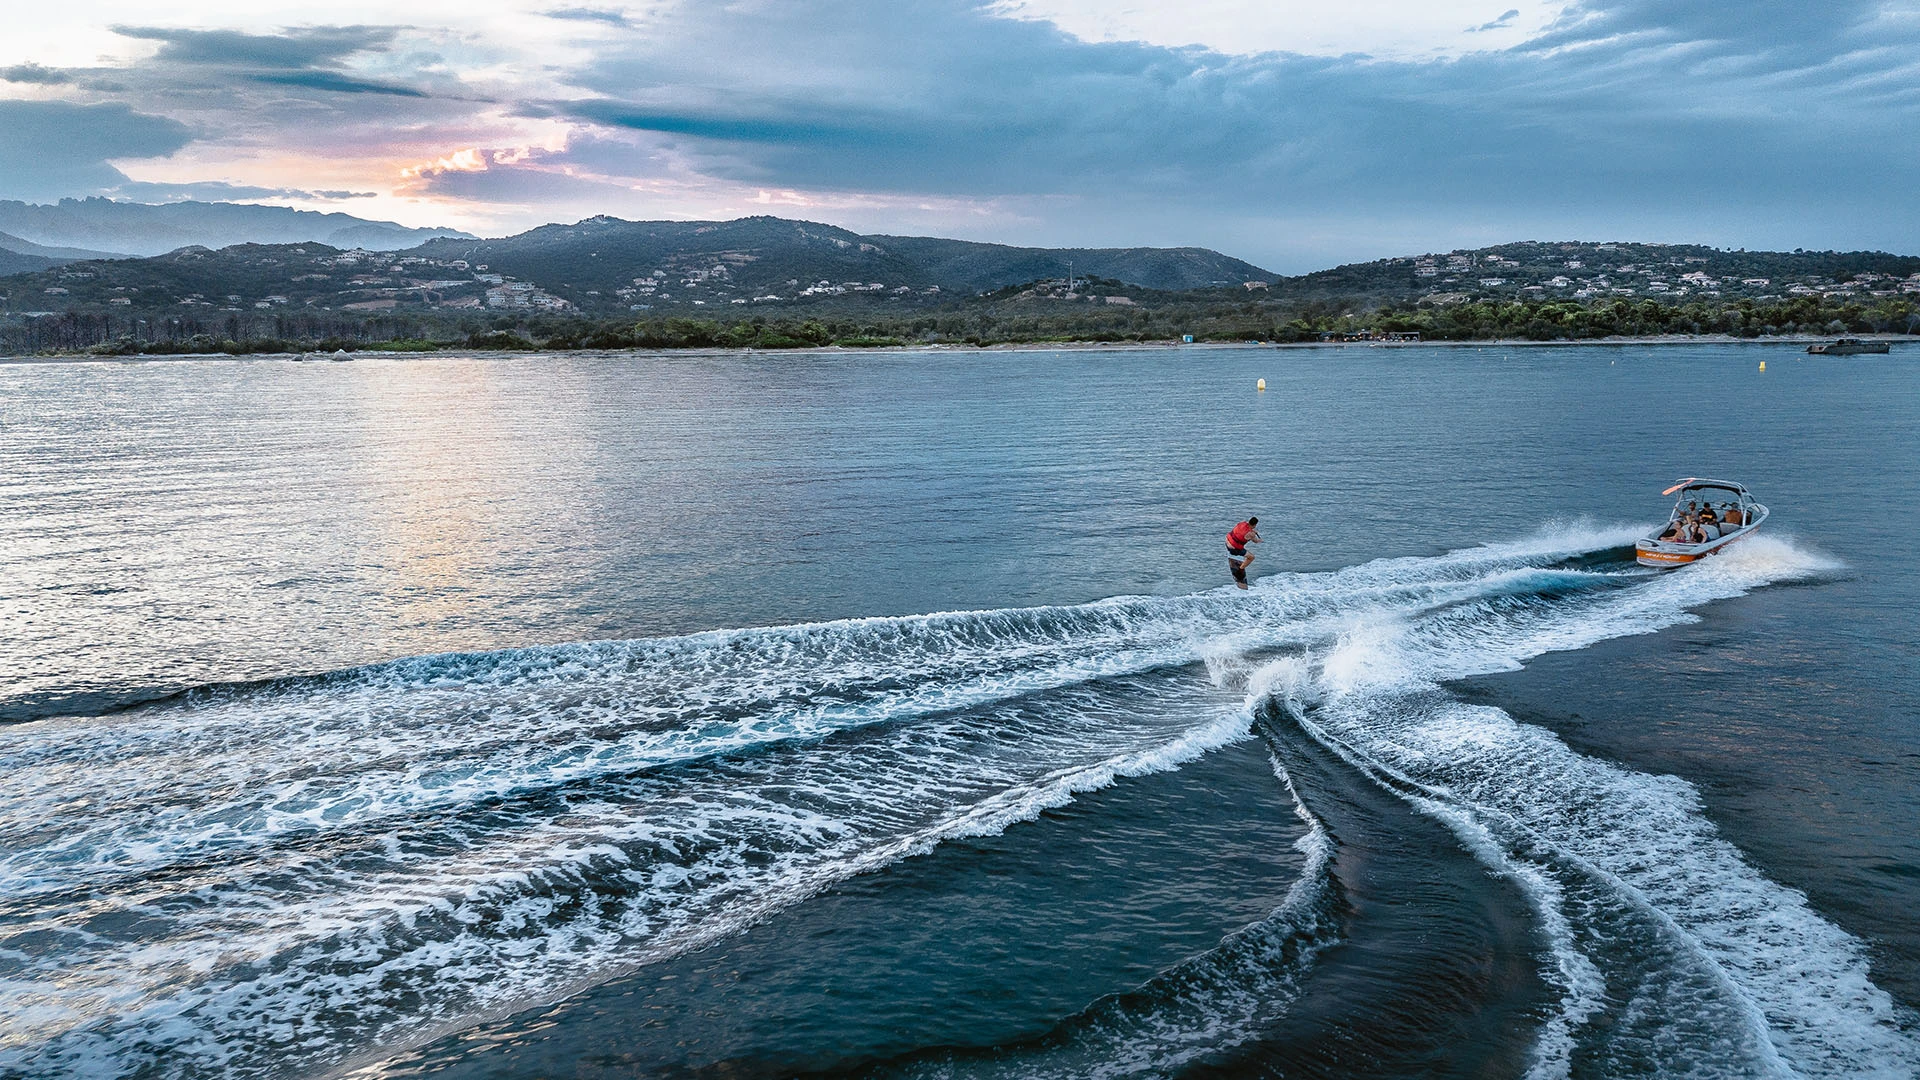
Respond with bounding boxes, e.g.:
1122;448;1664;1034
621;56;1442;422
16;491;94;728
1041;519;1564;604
1637;549;1701;564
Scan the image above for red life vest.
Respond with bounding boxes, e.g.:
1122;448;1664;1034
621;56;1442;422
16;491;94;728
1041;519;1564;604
1226;521;1254;548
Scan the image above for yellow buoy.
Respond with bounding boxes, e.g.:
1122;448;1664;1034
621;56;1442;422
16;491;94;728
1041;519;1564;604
1256;378;1267;391
1759;361;1766;371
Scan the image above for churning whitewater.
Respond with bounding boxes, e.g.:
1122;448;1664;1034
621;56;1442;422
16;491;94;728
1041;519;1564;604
1;526;1913;1079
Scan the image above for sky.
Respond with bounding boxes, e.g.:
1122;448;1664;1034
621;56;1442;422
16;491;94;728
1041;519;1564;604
1;0;1916;272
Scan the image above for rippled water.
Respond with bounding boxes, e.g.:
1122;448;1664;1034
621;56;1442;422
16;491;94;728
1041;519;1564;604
1;344;1916;1078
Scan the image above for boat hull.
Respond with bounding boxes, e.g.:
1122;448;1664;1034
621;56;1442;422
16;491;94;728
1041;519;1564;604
1807;342;1890;355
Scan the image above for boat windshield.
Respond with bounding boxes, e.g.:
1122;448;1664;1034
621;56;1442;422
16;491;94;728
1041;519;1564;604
1669;484;1749;520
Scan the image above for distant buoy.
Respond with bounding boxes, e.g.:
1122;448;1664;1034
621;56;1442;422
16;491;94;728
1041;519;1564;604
1256;378;1267;391
1759;361;1766;371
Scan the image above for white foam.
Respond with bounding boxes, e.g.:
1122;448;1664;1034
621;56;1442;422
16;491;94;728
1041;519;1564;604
0;525;1643;902
2;672;1275;1078
7;524;1827;1078
1267;534;1915;1078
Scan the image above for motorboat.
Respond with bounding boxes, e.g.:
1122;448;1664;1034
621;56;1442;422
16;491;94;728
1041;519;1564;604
1806;338;1890;355
1636;478;1768;568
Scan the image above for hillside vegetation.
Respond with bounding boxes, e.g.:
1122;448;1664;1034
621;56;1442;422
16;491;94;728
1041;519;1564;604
410;215;1275;307
3;220;1916;355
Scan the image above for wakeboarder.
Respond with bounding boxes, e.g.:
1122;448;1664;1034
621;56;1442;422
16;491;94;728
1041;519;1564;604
1226;516;1260;589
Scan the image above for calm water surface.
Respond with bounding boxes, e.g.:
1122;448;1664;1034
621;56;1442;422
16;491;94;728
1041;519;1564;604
0;343;1915;1079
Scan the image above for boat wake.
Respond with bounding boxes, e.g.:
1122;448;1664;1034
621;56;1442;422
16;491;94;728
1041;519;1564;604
1251;535;1914;1080
1;526;1909;1079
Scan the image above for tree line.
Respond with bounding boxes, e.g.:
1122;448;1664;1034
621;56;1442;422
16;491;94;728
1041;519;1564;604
3;294;1914;355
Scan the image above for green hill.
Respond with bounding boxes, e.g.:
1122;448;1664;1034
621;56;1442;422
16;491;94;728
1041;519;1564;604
0;248;60;277
411;215;1275;311
855;234;1266;291
1282;240;1920;306
2;227;1914;354
0;216;1277;322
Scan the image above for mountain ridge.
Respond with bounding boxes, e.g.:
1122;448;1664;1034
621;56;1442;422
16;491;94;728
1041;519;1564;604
0;199;476;258
0;231;129;276
411;215;1276;299
0;231;129;261
0;215;1276;322
3;225;1914;343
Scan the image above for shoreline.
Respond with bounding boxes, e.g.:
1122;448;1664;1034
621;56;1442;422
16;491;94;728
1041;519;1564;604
2;333;1913;365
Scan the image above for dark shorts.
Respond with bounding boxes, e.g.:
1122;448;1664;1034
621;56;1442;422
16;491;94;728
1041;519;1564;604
1227;546;1248;558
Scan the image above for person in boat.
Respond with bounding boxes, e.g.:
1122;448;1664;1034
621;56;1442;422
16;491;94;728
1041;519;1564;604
1226;516;1261;589
1662;508;1703;542
1721;502;1745;527
1697;506;1720;540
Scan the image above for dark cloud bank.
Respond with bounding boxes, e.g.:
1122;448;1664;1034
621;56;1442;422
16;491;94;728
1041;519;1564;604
530;0;1920;264
3;0;1916;268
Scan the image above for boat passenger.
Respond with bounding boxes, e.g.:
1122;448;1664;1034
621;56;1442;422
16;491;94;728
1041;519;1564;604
1659;518;1685;541
1721;503;1744;526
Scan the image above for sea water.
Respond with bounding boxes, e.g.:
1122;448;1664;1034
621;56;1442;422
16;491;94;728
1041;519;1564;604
0;344;1915;1078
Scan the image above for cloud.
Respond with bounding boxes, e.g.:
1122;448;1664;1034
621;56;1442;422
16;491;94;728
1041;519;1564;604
534;0;1920;265
24;22;512;210
2;63;72;84
562;100;913;151
111;25;399;70
108;179;378;202
397;140;658;205
1468;9;1521;32
987;0;1565;59
0;100;192;202
250;70;428;96
407;161;638;204
544;8;632;27
5;1;1917;268
0;21;489;213
101;25;433;98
